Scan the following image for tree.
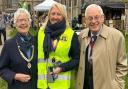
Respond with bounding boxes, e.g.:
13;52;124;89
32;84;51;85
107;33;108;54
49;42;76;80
18;2;28;10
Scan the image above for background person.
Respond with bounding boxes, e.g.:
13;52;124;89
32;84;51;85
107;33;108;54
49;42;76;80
0;12;6;45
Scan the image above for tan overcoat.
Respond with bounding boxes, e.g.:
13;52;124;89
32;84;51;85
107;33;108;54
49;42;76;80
76;24;127;89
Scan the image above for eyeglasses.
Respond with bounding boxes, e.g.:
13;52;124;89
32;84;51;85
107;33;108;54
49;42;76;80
87;15;102;21
17;18;29;23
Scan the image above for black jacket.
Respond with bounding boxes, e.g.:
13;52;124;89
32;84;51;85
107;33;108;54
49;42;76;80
0;34;37;89
59;33;80;72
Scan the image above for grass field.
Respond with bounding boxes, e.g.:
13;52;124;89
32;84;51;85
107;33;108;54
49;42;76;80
0;30;128;89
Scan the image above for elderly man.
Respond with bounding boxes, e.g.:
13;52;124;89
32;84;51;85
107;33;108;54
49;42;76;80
76;4;127;89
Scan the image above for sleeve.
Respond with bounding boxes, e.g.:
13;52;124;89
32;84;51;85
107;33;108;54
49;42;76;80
59;33;80;72
0;42;16;84
115;33;127;89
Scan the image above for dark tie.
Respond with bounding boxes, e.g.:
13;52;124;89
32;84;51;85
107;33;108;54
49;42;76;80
89;36;97;59
86;35;97;89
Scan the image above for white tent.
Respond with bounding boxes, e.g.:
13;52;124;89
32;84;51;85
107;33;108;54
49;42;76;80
34;0;57;11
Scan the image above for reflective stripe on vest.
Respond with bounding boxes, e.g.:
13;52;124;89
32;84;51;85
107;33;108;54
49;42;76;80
38;74;70;80
38;58;52;64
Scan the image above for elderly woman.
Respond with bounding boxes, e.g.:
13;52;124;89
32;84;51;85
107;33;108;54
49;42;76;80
0;8;37;89
37;2;80;89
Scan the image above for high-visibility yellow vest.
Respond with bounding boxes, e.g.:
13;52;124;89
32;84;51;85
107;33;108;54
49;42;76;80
38;27;74;89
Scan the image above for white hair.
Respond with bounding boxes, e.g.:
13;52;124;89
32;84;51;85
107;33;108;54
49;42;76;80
14;8;31;24
85;4;104;16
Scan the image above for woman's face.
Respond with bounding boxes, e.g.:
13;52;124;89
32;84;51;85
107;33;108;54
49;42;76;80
49;6;64;24
15;13;31;35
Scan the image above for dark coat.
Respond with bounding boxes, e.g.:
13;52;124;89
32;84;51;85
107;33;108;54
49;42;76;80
0;34;37;89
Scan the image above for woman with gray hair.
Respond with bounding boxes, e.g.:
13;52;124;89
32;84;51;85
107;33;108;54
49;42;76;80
0;8;37;89
37;2;80;89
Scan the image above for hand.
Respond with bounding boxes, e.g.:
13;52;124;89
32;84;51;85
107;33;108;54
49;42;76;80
51;67;62;74
14;73;31;83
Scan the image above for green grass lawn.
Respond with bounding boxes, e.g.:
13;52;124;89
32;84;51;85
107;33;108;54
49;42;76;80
0;30;128;89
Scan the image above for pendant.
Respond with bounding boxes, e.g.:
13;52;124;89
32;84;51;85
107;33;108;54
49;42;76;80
27;63;31;69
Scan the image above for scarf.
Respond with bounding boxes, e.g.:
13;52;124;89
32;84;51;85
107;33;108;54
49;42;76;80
43;20;66;59
17;33;32;58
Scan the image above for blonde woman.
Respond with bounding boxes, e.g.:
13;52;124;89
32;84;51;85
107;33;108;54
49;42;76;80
37;2;80;89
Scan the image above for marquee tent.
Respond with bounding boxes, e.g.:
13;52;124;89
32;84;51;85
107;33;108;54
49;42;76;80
34;0;57;11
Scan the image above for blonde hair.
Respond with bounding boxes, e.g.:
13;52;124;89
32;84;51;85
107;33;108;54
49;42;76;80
85;4;104;16
42;2;69;29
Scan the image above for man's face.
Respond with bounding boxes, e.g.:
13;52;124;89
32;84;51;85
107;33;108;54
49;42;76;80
15;13;31;35
85;8;104;32
49;6;64;24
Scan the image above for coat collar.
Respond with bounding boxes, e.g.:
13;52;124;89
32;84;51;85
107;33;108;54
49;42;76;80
81;24;109;39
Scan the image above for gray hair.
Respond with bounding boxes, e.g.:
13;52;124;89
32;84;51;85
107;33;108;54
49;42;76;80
14;8;31;24
85;4;104;16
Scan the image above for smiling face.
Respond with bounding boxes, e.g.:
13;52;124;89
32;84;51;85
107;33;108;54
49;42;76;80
85;7;104;32
15;13;31;35
49;5;64;24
